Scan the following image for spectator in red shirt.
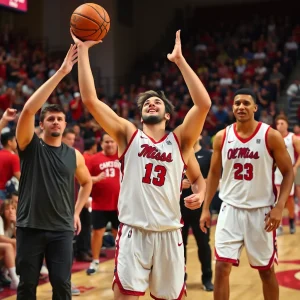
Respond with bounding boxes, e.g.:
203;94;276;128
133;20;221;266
0;130;20;201
83;137;98;167
86;133;120;276
0;108;18;200
70;92;83;122
0;88;14;112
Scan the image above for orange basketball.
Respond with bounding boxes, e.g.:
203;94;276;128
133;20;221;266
70;3;110;41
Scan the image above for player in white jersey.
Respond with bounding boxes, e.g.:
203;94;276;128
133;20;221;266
71;30;211;299
275;115;300;235
200;88;294;300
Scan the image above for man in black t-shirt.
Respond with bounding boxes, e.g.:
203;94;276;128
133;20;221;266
180;135;214;291
15;45;92;300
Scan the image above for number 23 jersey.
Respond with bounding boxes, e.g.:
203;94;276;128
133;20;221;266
118;129;186;231
219;122;276;209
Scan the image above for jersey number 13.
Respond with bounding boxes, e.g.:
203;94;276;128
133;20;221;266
142;163;167;187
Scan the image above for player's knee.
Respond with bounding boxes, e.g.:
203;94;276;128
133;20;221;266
215;261;232;277
3;243;14;252
258;267;275;282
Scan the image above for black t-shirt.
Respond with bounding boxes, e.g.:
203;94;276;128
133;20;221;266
180;148;212;204
17;134;76;231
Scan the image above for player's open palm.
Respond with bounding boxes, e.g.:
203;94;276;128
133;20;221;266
59;44;78;75
70;29;102;49
2;108;17;122
167;30;183;64
264;206;282;232
200;209;211;234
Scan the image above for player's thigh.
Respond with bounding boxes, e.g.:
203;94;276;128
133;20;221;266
16;228;45;282
215;202;244;265
244;207;277;269
113;225;153;296
92;210;109;230
150;229;186;300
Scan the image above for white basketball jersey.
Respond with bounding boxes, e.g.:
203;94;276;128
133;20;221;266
274;132;295;183
118;129;186;231
219;122;276;209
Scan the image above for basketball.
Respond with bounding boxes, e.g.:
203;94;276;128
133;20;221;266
70;3;110;42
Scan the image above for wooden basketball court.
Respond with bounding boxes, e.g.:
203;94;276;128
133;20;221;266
3;222;300;300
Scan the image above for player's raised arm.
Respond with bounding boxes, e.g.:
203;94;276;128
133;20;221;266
70;31;136;146
170;30;211;149
264;128;294;232
200;130;224;233
16;45;78;150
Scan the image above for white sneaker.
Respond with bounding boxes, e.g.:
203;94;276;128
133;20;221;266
276;226;283;236
86;261;99;276
40;265;49;276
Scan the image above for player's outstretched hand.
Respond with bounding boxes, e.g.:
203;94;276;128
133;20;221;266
1;108;17;122
200;208;211;234
70;28;102;49
59;44;78;75
167;30;184;65
264;206;283;232
184;193;203;210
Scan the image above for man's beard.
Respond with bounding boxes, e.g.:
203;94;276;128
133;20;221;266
142;114;164;125
51;132;61;137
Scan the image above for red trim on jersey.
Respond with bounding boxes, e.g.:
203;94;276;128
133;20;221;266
112;223;146;296
118;130;138;161
150;283;186;300
272;165;277;203
143;132;168;144
215;248;240;266
292;135;297;164
220;128;227;150
265;126;273;158
250;230;278;270
233;122;262;144
173;132;188;169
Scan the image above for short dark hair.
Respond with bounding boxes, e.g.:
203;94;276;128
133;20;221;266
62;128;75;137
136;90;175;115
234;88;257;103
84;137;97;151
101;132;109;142
40;104;65;122
275;114;289;125
1;130;15;147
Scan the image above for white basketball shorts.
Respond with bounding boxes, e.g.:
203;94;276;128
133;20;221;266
215;202;278;269
112;224;186;299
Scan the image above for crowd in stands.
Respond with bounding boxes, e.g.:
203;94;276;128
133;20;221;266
0;16;299;150
0;11;299;292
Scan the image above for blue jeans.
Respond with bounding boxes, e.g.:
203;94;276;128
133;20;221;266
0;190;6;201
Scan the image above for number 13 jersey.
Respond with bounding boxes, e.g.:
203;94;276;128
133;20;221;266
219;122;276;209
118;129;186;231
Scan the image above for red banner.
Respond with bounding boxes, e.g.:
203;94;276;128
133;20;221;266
0;0;27;12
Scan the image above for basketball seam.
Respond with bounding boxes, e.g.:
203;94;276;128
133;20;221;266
72;12;100;28
85;4;110;24
70;26;98;35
